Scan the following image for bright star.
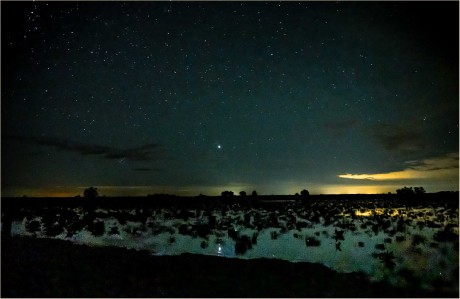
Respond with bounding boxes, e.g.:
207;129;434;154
217;145;222;149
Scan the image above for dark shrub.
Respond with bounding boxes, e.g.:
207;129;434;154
179;224;191;236
88;220;105;237
296;221;309;230
200;240;208;249
434;225;458;242
194;224;212;238
235;235;252;255
251;232;258;245
208;215;217;228
109;226;120;235
244;213;251;224
25;219;41;234
333;229;345;241
412;234;426;246
372;224;379;235
378;251;396;270
305;236;321;247
429;242;439;248
375;243;385;250
395;235;406;242
42;217;64;237
228;227;239;241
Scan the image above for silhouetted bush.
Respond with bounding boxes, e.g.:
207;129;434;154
239;191;246;196
235;235;252;255
434;228;458;242
412;234;426;246
221;191;234;197
293;233;303;239
194;224;212;239
83;187;98;198
300;189;310;197
396;186;415;195
395;235;406;242
25;219;41;235
414;187;426;195
109;226;120;235
88;220;105;237
228;227;238;241
375;243;385;250
251;232;258;245
305;236;321;247
378;251;396;270
43;222;64;237
200;240;208;249
333;229;345;241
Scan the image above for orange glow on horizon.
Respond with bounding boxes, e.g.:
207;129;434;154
339;152;458;182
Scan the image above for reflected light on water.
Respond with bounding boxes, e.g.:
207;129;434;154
355;208;400;217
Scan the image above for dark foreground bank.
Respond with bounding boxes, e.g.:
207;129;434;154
1;236;456;297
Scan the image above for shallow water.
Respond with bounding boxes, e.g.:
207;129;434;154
7;199;459;293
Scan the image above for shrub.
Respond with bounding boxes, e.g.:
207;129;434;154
109;226;120;235
235;235;252;255
395;235;406;242
305;236;321;247
375;243;385;250
412;234;426;246
200;240;208;249
88;220;105;237
25;219;41;234
251;232;258;245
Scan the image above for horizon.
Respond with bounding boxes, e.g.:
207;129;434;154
2;185;458;198
2;2;458;198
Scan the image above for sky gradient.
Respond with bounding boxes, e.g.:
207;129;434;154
2;1;459;197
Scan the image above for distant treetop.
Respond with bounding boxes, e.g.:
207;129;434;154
83;187;98;198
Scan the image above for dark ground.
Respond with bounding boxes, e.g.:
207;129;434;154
2;235;456;298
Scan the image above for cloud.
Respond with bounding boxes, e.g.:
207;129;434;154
339;152;458;181
4;135;163;162
371;124;424;154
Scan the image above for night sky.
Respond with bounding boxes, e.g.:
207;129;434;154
2;1;458;197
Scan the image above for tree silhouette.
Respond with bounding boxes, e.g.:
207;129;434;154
396;187;415;195
414;186;426;195
83;187;98;198
300;189;309;197
239;191;247;196
221;190;234;197
251;190;258;196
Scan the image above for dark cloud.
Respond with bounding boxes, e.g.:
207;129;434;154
4;135;163;162
371;124;425;155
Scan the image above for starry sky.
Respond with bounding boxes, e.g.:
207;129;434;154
2;1;458;197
